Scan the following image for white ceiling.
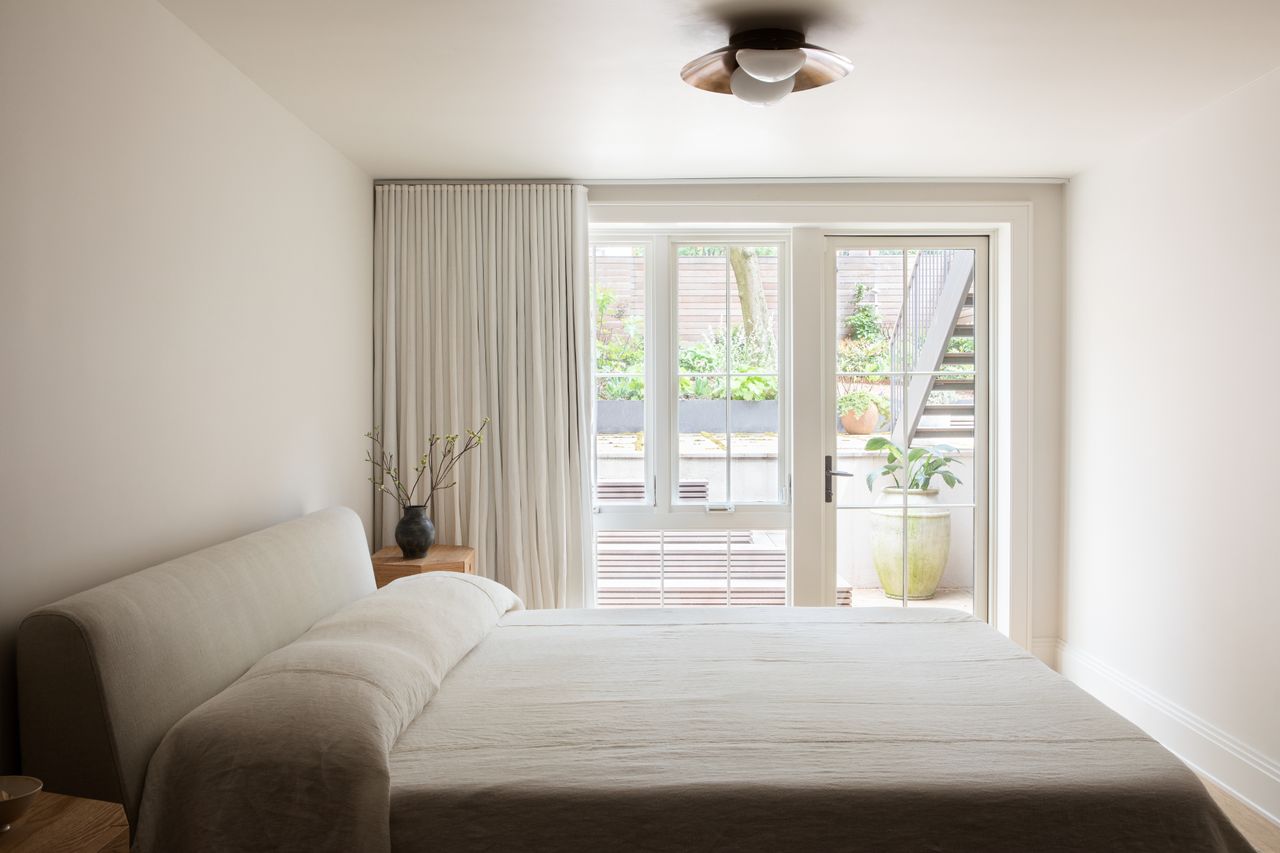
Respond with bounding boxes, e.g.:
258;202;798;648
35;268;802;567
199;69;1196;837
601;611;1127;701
159;0;1280;180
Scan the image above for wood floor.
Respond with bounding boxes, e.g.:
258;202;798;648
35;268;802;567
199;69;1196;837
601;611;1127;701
1202;776;1280;853
1;780;1276;852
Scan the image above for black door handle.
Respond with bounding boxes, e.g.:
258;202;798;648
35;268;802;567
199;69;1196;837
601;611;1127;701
825;455;853;503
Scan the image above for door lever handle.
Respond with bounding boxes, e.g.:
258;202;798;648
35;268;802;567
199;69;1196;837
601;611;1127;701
825;455;853;503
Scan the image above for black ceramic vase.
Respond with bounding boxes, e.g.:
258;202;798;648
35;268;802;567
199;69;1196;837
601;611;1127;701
395;505;436;559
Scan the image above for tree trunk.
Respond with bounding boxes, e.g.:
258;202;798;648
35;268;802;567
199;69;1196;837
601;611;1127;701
728;247;768;341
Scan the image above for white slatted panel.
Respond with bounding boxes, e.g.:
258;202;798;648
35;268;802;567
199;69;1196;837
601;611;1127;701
595;529;788;607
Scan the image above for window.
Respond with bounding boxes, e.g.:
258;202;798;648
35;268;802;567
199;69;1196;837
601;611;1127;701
590;234;790;607
674;244;783;506
590;243;649;506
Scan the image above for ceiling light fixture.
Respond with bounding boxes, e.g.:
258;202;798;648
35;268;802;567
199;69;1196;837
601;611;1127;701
681;28;853;107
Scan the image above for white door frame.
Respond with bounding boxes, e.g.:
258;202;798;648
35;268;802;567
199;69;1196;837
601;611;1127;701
591;199;1034;651
807;235;991;622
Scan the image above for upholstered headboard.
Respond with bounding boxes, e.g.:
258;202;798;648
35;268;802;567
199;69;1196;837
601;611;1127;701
16;507;375;828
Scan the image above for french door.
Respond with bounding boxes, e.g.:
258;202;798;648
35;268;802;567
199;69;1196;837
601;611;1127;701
810;236;990;619
587;229;992;618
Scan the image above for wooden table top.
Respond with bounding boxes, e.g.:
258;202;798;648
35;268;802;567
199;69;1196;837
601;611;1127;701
0;791;128;852
371;544;474;566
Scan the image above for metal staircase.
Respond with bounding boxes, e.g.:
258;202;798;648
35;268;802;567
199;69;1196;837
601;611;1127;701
888;251;976;445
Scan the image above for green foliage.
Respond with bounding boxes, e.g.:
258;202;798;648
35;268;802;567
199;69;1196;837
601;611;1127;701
837;338;890;377
864;437;962;493
843;283;886;342
677;340;720;374
677;375;723;399
594;286;645;376
677;324;779;401
600;376;645;401
595;285;616;319
594;277;783;402
677;372;780;402
677;325;777;374
939;336;977;375
730;374;776;401
837;389;887;418
838;283;890;382
845;307;883;341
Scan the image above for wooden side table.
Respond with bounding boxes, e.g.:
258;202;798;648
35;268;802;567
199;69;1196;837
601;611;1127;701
0;791;128;851
371;545;476;588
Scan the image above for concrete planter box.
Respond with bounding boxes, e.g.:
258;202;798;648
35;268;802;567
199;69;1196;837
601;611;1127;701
595;399;779;434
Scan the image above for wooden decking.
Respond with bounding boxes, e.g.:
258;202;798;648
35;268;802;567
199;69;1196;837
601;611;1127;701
595;527;858;607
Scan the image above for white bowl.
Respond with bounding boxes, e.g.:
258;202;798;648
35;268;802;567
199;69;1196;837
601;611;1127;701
0;776;43;831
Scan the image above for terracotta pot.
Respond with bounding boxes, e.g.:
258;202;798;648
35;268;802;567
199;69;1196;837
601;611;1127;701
869;488;950;600
840;405;879;435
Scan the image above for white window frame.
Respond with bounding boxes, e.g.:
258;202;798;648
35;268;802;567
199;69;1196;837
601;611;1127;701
589;238;657;509
589;228;794;606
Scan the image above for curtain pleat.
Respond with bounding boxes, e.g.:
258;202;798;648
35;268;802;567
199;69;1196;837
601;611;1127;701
372;183;591;609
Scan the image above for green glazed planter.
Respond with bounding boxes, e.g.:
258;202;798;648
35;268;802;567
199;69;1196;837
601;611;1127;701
870;487;951;599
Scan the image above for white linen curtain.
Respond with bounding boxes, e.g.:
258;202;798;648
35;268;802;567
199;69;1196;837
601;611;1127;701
373;183;591;609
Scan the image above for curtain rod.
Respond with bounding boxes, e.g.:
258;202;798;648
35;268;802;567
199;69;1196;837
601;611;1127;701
373;176;1069;186
373;179;581;186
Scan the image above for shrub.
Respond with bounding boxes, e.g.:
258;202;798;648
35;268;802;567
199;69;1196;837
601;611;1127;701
837;389;887;418
844;283;886;342
838;338;890;378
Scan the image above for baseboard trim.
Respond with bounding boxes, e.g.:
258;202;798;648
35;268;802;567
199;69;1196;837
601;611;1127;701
1030;636;1059;668
1056;639;1280;828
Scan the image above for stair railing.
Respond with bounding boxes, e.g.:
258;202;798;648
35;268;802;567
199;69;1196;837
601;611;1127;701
888;250;974;445
889;251;950;442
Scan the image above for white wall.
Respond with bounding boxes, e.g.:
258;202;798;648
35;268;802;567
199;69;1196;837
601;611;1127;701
1063;67;1280;820
0;0;373;772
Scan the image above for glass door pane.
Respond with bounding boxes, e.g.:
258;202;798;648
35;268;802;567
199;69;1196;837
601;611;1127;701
828;239;986;617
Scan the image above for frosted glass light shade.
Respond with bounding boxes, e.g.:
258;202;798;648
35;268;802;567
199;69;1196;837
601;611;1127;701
730;66;795;106
735;47;806;82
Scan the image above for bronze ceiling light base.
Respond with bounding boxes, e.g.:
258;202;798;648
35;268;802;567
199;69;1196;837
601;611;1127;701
681;28;853;101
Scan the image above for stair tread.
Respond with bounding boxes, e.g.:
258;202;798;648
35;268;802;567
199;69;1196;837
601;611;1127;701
952;325;975;337
923;403;974;414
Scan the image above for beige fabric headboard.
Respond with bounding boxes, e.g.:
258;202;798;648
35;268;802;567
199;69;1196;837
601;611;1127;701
16;507;375;828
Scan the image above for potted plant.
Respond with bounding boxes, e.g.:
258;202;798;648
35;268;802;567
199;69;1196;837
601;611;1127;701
837;389;886;435
365;419;488;559
864;437;961;600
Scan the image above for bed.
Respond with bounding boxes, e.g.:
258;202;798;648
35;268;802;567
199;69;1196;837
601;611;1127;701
17;508;1253;852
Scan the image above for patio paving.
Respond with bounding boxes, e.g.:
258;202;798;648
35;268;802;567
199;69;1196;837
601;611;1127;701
848;587;974;614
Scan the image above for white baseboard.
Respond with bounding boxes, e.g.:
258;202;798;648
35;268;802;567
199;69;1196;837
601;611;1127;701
1055;639;1280;828
1030;636;1059;668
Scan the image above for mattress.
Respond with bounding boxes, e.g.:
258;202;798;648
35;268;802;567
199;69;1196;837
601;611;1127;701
389;607;1252;852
